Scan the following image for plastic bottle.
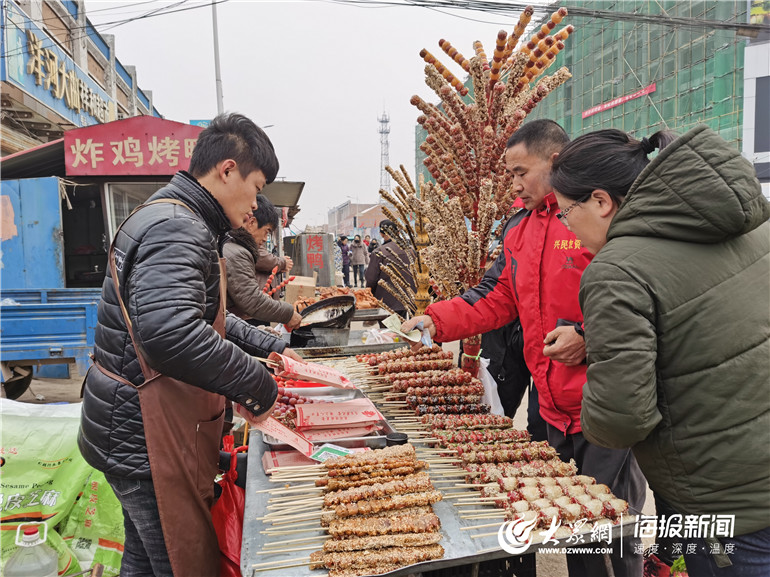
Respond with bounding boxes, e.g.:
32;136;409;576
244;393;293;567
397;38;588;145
3;524;58;577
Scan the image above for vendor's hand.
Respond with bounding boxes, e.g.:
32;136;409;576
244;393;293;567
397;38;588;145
285;311;303;330
281;347;305;363
400;315;436;351
235;401;275;426
284;257;294;273
543;325;586;366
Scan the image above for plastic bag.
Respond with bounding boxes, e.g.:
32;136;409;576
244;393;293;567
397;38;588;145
362;328;395;344
478;357;505;416
211;438;248;577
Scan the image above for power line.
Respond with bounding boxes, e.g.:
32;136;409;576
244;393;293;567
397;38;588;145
401;0;767;33
0;0;230;62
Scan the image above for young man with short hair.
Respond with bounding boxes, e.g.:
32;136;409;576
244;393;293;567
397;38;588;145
79;113;301;577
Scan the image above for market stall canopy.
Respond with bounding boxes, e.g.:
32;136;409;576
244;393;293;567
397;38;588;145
1;138;65;179
261;180;305;208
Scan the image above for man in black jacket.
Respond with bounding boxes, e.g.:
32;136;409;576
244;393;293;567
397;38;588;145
78;113;301;576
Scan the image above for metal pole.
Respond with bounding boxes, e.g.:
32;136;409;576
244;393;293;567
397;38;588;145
212;1;224;115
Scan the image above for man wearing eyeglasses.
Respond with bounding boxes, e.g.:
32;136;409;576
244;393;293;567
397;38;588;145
403;119;645;577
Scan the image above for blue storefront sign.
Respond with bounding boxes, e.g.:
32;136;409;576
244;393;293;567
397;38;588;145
189;119;212;128
0;1;113;127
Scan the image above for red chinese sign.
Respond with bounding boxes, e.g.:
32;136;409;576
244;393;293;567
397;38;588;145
582;83;656;119
306;234;324;270
64;116;203;176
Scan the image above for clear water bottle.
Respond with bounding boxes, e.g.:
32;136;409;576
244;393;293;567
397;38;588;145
4;523;58;577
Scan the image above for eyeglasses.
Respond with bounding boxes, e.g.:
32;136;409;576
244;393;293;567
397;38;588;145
556;199;583;223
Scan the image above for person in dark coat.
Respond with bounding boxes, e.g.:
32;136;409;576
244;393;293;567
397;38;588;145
338;236;351;287
365;220;415;318
350;234;370;287
78;113;304;576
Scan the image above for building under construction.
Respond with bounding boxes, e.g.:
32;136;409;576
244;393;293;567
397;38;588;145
415;0;769;193
525;0;750;147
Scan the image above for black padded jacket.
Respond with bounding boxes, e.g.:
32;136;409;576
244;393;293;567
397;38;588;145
78;172;285;479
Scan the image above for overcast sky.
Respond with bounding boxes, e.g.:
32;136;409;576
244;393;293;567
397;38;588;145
86;0;543;230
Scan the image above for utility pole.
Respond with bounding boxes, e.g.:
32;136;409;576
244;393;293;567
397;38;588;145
378;111;391;194
212;1;224;114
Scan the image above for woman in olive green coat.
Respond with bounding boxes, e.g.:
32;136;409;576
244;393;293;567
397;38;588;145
550;125;769;576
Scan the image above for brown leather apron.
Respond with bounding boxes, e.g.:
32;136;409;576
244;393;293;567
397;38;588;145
95;199;226;577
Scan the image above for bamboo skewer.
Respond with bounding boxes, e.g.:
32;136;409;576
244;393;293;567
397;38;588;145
262;535;327;547
460;521;506;530
256;544;320;554
261;525;322;535
472;532;500;539
256;482;318;494
252;558;311;572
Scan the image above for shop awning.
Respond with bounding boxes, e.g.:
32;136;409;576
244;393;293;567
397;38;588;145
1;139;66;179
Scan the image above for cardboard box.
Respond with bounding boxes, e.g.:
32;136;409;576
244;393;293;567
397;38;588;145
284;273;317;304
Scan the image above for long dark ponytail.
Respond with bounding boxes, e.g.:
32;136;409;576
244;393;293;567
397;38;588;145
551;129;677;205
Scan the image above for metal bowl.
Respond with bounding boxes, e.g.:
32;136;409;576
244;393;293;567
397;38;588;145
298;295;356;329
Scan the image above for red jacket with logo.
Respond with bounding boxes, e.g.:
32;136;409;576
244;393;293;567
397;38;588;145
426;194;592;434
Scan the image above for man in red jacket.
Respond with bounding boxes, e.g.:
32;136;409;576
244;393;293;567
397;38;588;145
403;120;645;577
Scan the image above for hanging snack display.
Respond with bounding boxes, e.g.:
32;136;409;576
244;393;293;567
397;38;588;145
373;5;574;320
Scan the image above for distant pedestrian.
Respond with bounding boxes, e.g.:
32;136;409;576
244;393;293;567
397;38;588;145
368;239;379;253
350;234;369;287
338;235;351;287
365;220;415;318
363;234;371;247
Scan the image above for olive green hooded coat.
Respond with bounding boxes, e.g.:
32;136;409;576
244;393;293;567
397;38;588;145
580;125;770;535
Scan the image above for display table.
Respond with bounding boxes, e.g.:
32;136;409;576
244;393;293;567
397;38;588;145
241;432;638;577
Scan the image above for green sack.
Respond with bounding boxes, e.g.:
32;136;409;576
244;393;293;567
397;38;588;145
59;470;125;576
0;400;124;576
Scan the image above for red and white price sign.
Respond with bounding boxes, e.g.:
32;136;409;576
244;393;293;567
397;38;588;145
302;424;383;442
253;417;315;457
294;398;383;430
268;352;355;389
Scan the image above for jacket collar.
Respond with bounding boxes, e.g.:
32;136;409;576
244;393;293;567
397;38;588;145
150;171;232;236
223;227;261;261
535;193;558;215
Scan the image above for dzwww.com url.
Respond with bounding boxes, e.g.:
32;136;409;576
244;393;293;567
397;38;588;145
539;547;614;555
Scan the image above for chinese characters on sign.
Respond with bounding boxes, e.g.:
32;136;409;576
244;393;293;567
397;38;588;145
64;116;204;176
69;136;196;170
582;83;657;119
25;29;109;123
306;235;325;270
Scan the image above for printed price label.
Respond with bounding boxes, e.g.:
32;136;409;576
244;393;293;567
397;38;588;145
268;352;355;389
253;417;315;457
294;398;384;430
302;424;383;442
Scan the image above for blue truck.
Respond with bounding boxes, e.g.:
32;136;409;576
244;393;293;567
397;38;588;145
1;177;103;398
0;288;100;399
